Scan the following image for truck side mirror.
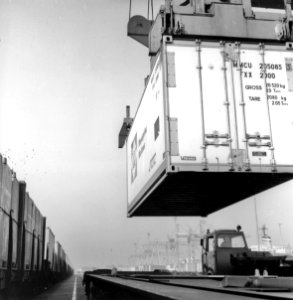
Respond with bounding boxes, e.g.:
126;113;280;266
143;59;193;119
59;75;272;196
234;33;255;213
200;238;203;247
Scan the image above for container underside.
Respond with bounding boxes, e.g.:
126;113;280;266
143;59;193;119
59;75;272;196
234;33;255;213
128;172;293;217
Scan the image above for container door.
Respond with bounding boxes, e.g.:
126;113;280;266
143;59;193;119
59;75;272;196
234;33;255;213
231;44;276;170
167;42;234;169
198;43;234;168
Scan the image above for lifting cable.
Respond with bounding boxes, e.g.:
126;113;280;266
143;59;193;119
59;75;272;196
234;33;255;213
147;0;154;21
129;0;132;20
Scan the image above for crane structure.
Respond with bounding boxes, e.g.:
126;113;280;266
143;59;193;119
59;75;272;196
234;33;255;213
128;0;293;55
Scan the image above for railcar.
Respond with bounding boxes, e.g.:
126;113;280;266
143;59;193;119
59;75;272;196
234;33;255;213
0;155;73;295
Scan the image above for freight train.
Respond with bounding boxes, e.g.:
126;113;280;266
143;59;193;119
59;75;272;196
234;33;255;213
0;154;73;296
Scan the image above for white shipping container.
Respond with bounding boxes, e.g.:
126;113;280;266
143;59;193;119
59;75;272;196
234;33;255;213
126;39;293;217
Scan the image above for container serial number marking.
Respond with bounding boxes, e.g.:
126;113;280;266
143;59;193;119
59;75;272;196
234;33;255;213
259;63;282;70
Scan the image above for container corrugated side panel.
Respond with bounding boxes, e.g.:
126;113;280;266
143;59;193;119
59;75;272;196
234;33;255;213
126;54;167;213
0;158;3;268
49;231;55;267
12;222;18;269
37;216;45;270
24;193;31;229
0;162;12;213
31;201;36;234
11;178;19;269
24;193;33;270
0;211;9;268
56;242;61;272
0;155;2;187
17;182;26;271
33;208;40;270
24;231;32;270
45;227;55;266
31;204;39;270
33;235;38;270
11;178;19;219
40;217;46;271
0;161;12;269
40;215;45;270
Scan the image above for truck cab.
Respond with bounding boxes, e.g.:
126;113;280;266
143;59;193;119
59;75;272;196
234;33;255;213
201;228;249;275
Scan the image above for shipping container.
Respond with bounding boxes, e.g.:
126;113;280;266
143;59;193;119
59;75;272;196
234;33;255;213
32;208;44;271
54;242;61;273
11;174;20;270
17;181;26;275
45;227;55;271
39;216;46;271
0;158;12;275
126;39;293;217
32;208;39;270
0;158;12;213
24;193;33;271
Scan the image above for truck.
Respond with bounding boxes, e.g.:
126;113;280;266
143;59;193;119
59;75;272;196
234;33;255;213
201;226;293;276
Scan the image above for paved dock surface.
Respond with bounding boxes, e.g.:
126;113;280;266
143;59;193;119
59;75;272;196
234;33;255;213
32;275;87;300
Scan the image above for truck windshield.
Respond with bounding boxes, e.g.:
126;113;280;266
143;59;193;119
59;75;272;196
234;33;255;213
217;234;245;248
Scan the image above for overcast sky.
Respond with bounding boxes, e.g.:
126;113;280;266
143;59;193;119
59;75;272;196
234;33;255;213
0;0;292;269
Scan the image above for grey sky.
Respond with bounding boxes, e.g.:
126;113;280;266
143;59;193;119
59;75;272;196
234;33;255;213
0;0;292;269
